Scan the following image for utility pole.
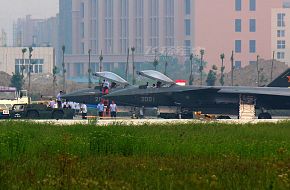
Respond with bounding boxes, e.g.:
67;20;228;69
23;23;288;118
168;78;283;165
189;53;194;85
62;45;66;92
28;47;33;96
131;47;136;85
88;49;92;88
200;49;204;86
230;51;234;86
271;51;275;82
125;48;129;81
256;55;260;87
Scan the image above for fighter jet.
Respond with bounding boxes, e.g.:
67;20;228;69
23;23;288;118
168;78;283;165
61;72;130;106
103;69;290;119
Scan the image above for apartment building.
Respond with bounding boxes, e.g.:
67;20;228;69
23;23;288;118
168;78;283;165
195;0;284;71
59;0;195;80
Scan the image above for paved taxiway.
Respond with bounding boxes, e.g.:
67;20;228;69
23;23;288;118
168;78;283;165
11;118;289;125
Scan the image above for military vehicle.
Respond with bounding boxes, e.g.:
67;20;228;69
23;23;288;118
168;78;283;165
103;69;290;119
9;104;74;119
0;86;29;119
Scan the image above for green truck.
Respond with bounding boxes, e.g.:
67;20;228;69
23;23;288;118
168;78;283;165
9;104;75;119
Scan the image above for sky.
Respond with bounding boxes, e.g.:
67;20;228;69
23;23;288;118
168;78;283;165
0;0;59;45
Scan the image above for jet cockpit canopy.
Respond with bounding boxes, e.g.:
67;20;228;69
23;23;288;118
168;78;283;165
93;72;129;86
137;70;175;85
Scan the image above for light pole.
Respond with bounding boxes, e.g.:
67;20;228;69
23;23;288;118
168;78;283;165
199;49;204;86
62;45;66;92
189;53;194;85
271;51;275;82
28;47;33;95
131;47;136;85
256;55;260;87
126;48;129;81
88;49;92;88
99;50;103;84
230;51;234;86
21;48;27;77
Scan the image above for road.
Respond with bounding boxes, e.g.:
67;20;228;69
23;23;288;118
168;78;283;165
8;118;288;126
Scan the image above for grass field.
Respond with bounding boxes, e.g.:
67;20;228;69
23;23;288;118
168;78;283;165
0;121;290;189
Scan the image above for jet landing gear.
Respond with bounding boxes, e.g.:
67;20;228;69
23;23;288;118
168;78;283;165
258;112;272;119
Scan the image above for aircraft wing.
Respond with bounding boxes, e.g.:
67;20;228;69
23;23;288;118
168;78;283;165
217;86;290;97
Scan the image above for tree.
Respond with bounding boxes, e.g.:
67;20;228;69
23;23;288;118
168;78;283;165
10;72;24;91
53;66;59;95
153;49;159;70
220;53;225;86
199;49;205;86
206;65;218;86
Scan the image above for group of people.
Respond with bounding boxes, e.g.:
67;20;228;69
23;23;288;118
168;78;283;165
96;100;117;118
48;91;117;119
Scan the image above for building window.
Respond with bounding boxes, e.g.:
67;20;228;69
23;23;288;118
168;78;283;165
80;2;85;18
235;61;241;69
277;30;285;37
249;19;256;32
235;19;241;32
184;40;191;56
277;13;286;27
249;61;256;65
80;22;84;38
235;40;241;53
81;43;85;54
235;0;241;11
185;19;191;35
249;40;256;53
277;52;285;59
249;0;256;11
185;0;190;15
277;40;286;49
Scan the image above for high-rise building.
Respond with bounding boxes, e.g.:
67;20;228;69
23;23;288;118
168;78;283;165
195;0;284;71
59;0;195;81
13;15;58;48
271;5;290;65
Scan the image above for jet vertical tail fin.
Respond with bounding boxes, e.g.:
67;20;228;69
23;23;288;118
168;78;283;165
267;68;290;87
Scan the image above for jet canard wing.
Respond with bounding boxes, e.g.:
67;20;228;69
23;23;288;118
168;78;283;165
93;72;129;86
137;70;175;85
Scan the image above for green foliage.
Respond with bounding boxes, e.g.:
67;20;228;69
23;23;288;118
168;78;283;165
1;121;290;189
10;72;24;91
206;65;218;86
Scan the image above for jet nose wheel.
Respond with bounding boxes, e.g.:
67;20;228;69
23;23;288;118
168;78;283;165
258;112;272;119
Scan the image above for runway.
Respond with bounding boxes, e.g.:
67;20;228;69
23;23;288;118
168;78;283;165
16;118;289;125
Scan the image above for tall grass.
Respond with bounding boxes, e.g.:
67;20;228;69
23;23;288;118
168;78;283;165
0;121;290;189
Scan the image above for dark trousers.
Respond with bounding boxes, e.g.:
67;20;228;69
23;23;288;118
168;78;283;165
82;113;87;119
111;111;116;118
57;101;62;108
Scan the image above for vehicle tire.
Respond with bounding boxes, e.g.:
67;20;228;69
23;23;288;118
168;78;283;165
27;111;39;119
52;111;64;119
217;115;231;119
258;112;272;119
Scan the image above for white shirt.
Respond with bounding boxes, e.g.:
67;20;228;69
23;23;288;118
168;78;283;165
110;103;117;112
80;104;87;113
104;80;110;88
57;93;61;101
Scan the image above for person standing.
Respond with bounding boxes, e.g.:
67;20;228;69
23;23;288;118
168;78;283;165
97;101;105;118
56;91;63;108
80;102;88;119
109;101;117;118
